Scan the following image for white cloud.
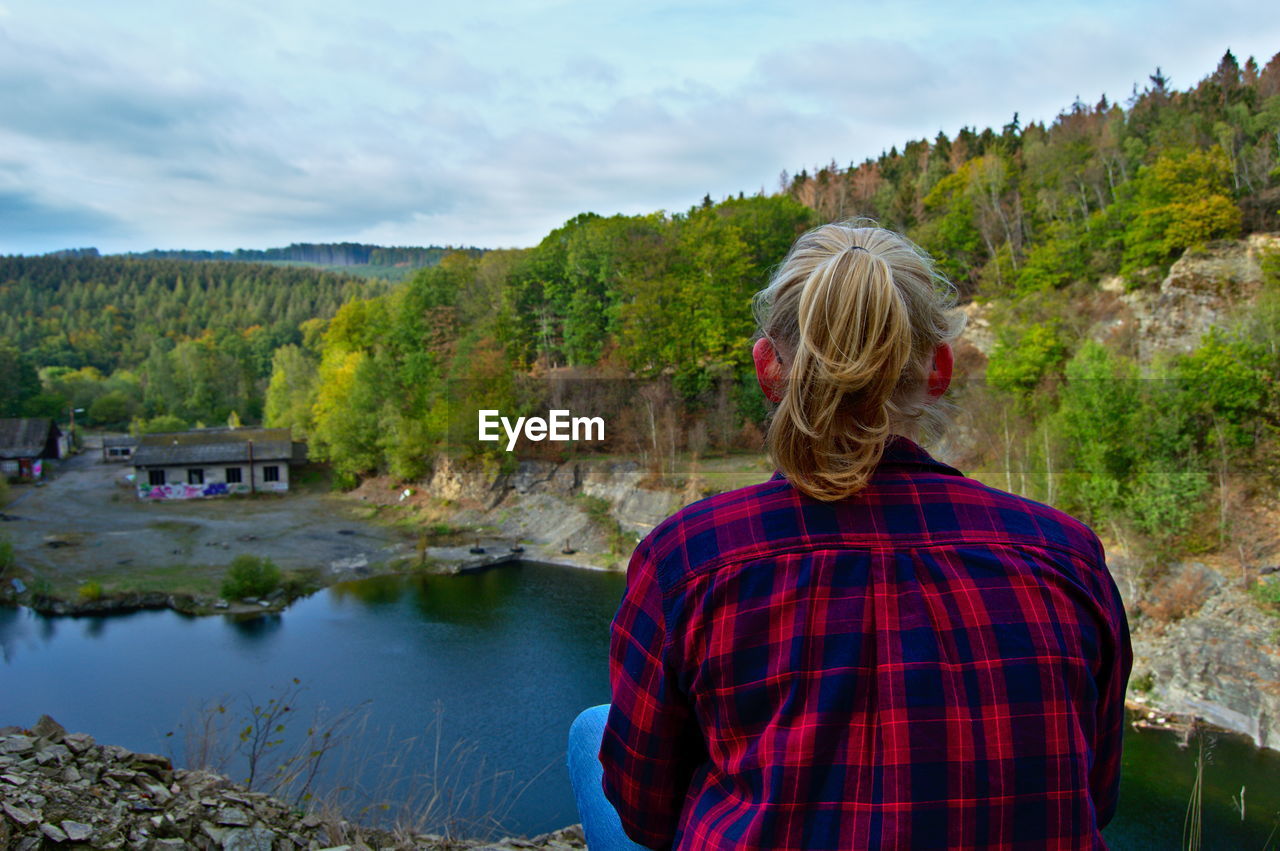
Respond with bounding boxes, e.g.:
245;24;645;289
1;0;1277;254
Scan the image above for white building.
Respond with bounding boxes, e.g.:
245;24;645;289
132;427;301;500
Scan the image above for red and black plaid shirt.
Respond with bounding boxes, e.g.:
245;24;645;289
601;437;1131;850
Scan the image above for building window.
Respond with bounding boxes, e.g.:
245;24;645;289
148;469;165;486
226;467;243;484
263;465;280;483
188;468;204;485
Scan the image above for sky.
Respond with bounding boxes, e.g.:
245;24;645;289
1;1;1277;255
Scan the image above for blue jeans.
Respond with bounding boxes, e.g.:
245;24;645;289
568;705;654;850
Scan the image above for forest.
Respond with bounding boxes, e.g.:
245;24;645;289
2;49;1279;554
0;257;380;426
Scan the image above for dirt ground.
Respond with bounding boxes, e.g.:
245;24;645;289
1;435;416;599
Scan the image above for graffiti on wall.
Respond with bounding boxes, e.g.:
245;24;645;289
136;480;288;500
138;482;236;500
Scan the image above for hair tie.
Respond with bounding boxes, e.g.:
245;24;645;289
847;245;869;253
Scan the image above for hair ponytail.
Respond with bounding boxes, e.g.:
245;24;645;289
754;222;963;501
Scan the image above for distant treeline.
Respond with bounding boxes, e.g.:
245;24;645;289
125;243;484;268
0;255;381;426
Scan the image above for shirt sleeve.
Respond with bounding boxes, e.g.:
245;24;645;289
1088;539;1133;829
599;536;704;850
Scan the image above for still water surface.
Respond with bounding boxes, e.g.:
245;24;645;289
2;563;1278;846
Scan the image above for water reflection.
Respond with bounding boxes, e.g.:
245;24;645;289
1106;716;1280;849
0;605;24;662
327;567;530;628
329;574;407;607
224;612;284;644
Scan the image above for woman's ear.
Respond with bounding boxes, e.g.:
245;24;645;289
927;342;953;400
752;337;784;403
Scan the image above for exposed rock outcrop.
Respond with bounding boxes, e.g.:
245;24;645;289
0;718;586;850
361;456;689;570
425;457;683;542
955;235;1280;367
1109;558;1280;750
1113;235;1278;361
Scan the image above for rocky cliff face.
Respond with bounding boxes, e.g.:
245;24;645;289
970;236;1280;750
1087;239;1280;750
1108;234;1280;361
953;235;1280;365
1110;558;1280;750
0;717;586;850
409;456;684;568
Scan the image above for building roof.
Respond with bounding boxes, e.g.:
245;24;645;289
132;427;295;467
0;418;55;459
102;435;138;448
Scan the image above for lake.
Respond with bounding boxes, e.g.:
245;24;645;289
2;563;1278;846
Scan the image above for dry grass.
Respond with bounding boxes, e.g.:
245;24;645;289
319;703;548;842
1143;569;1214;623
170;691;541;844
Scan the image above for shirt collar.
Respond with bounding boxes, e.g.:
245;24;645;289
880;435;963;477
767;435;963;483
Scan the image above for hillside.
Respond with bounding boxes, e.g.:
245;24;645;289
0;255;382;426
943;236;1280;749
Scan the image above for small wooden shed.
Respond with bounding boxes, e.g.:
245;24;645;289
0;418;67;479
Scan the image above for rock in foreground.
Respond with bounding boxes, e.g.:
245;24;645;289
0;716;585;850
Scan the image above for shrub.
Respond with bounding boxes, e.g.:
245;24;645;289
131;414;188;436
577;495;639;558
78;580;103;601
279;568;321;599
1124;464;1210;540
1251;576;1280;609
221;554;282;600
1014;231;1086;295
986;322;1070;401
0;536;13;572
88;391;138;427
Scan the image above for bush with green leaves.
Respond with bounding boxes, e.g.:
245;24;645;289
1052;342;1140;521
1172;330;1272;450
1123;461;1210;540
221;554;282;600
1014;228;1087;295
1052;342;1208;540
1252;576;1280;609
130;413;189;436
986;322;1070;403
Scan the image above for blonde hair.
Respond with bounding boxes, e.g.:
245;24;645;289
753;221;965;501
